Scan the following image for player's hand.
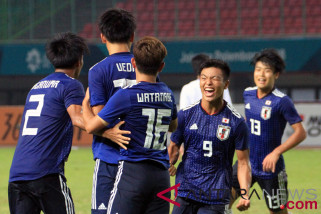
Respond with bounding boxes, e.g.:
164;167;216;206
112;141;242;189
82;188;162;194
262;150;280;173
85;87;90;101
168;163;177;176
236;197;250;211
102;121;131;150
83;87;90;106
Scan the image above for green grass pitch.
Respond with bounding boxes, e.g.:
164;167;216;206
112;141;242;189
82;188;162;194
1;147;320;213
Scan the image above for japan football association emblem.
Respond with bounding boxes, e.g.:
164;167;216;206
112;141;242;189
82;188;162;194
261;106;272;120
216;125;231;141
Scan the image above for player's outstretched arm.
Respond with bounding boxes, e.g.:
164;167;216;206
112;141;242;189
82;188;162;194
82;88;109;134
262;122;306;173
236;149;251;211
67;104;85;130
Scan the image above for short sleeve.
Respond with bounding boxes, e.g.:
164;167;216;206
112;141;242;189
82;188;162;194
88;67;108;106
170;110;185;146
64;80;85;109
279;96;302;125
98;89;131;124
171;93;178;120
234;120;249;151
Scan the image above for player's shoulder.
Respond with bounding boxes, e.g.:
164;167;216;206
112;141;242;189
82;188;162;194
244;86;257;95
271;88;287;98
225;102;243;120
182;100;200;112
89;57;108;71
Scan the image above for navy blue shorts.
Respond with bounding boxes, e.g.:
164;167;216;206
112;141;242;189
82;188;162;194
91;159;118;214
232;161;288;212
107;160;170;214
8;174;74;214
172;197;227;214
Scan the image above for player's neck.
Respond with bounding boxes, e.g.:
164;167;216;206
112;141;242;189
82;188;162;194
55;69;75;78
106;42;131;55
201;98;224;115
257;87;274;99
136;71;157;83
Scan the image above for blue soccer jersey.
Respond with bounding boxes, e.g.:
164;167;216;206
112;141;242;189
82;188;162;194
88;52;136;164
9;72;85;182
171;102;248;205
244;87;302;179
98;82;177;168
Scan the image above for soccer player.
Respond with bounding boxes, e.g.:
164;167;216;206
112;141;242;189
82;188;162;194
8;32;89;214
88;8;136;213
230;49;306;214
83;36;177;214
168;59;251;214
179;54;232;109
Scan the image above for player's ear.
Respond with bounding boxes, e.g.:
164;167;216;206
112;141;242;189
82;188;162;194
100;33;107;43
131;58;136;69
275;72;280;80
224;79;230;89
130;33;134;42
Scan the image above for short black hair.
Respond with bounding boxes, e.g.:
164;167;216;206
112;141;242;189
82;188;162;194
251;48;285;74
133;36;167;75
199;59;230;80
191;54;210;76
46;32;89;69
98;8;136;43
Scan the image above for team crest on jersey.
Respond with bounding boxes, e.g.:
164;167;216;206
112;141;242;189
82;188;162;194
261;106;272;120
265;100;272;105
216;125;231;141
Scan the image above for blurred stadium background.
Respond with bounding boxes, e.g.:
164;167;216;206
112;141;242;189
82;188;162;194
1;0;320;146
0;0;321;213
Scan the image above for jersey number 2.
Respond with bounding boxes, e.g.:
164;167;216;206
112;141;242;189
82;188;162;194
142;108;171;150
22;94;45;136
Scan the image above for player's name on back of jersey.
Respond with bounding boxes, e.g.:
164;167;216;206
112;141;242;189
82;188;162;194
137;93;172;103
116;63;134;72
31;80;60;90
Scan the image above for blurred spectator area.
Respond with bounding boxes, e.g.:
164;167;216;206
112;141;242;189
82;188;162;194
1;0;321;42
77;0;321;40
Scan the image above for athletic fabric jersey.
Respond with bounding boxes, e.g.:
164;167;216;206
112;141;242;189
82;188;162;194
89;52;136;164
98;82;177;168
9;72;84;182
171;101;248;205
244;87;302;179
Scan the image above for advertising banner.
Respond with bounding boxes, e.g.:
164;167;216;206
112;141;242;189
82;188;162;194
0;106;92;146
1;38;321;74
